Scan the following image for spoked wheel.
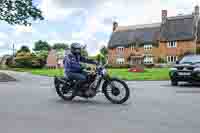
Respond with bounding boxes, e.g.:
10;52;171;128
55;77;75;101
103;78;130;104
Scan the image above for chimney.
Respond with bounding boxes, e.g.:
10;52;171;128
113;21;118;32
162;10;167;24
194;5;199;16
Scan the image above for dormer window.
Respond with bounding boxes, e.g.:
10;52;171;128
144;44;152;50
117;47;124;52
130;45;135;50
167;41;177;48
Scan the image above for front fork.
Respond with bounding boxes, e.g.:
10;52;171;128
94;76;103;93
93;74;111;93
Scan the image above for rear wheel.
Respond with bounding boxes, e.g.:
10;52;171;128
55;77;75;101
103;78;130;104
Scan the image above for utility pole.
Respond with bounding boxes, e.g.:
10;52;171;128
11;43;16;64
12;43;15;57
194;5;199;55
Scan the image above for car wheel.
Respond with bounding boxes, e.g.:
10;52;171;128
171;80;178;86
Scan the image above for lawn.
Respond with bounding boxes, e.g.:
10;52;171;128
9;67;170;81
108;68;170;80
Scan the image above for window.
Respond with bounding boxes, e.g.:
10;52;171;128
144;55;154;64
117;47;124;52
116;58;125;64
130;45;135;51
167;56;178;63
144;44;153;50
167;41;177;48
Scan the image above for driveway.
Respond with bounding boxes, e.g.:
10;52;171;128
0;71;200;133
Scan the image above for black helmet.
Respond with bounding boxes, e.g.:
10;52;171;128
70;43;82;55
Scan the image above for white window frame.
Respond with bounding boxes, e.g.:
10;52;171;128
144;55;154;64
167;41;177;48
144;44;153;50
130;45;135;51
117;47;124;52
116;58;125;64
167;56;178;63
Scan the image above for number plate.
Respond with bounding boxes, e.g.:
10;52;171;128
178;72;191;76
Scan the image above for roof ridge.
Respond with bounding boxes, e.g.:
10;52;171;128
116;23;161;32
167;14;193;20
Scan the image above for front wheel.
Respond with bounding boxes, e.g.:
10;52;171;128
103;78;130;104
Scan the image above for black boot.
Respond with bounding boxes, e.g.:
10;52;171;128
72;80;84;96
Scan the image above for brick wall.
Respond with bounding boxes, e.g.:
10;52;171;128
108;40;197;66
108;47;144;65
159;40;196;60
46;50;58;68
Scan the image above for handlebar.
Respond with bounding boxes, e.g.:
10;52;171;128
97;59;109;68
82;60;108;73
96;62;108;69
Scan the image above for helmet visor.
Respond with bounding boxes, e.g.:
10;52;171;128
73;48;81;54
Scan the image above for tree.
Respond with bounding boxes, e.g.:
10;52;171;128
52;43;69;50
0;0;44;25
100;46;108;56
18;45;30;53
89;53;106;65
33;40;51;51
99;46;108;65
80;45;88;57
197;47;200;54
81;49;88;57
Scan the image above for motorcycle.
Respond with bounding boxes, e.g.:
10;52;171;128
54;63;130;104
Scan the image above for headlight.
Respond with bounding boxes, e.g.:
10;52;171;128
170;68;177;71
194;67;200;72
102;69;107;75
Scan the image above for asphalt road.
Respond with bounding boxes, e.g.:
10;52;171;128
0;71;200;133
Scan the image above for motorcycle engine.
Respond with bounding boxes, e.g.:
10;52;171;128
81;74;97;98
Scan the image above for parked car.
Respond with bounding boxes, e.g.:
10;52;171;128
169;55;200;86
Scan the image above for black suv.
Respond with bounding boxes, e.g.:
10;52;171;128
169;55;200;86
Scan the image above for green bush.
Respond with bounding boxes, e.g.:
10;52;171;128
15;56;33;68
106;64;130;68
197;47;200;54
157;57;166;63
144;64;155;68
14;52;46;68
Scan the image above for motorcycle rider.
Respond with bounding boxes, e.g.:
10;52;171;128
63;43;98;95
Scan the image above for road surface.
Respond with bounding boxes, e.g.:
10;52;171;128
0;71;200;133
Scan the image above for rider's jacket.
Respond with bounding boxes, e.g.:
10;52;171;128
63;51;97;75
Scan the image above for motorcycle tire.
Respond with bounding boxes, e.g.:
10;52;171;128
103;78;130;104
55;77;75;101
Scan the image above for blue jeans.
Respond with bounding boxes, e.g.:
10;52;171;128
67;71;87;81
66;71;88;93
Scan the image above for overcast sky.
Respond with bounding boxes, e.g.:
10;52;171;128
0;0;200;56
